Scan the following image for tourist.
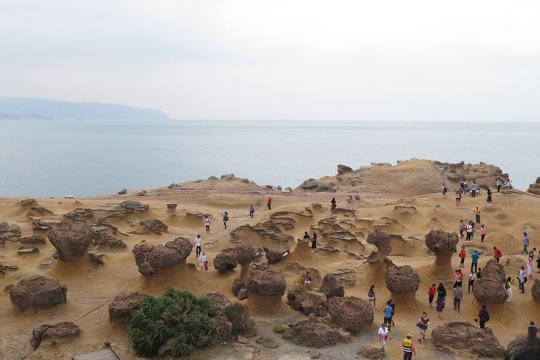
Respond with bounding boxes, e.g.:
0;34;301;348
267;197;272;210
311;233;318;251
461;180;467;195
383;301;393;327
303;231;310;240
480;224;487;242
378;323;390;349
504;178;512;191
466;221;473;242
518;267;527;293
537;251;540;273
402;334;416;360
436;283;446;302
331;197;337;210
249;204;255;218
204;260;208;272
505;277;513;302
487;188;493;203
456;190;462;208
477;305;490;329
304;271;312;289
389;299;396;327
204;216;211;232
459;219;465;239
416;312;430;342
428;283;436;307
195;234;202;257
496;177;502;193
442;183;447;197
475;205;481;224
471;181;478;198
522;232;530;254
471;250;480;273
528;322;538;339
528;252;535;280
198;251;206;270
222;211;229;229
477;267;482;279
455;269;464;287
468;272;476;293
436;297;445;319
368;285;376;309
459;245;466;269
493;246;502;263
453;284;462;312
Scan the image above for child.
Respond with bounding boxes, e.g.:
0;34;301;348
436;298;445;319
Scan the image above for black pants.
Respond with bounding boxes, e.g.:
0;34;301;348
495;257;500;263
249;211;254;218
523;246;529;254
196;246;201;257
429;294;434;304
223;222;227;229
472;191;476;198
471;262;478;273
205;225;210;232
497;185;501;192
403;352;412;360
519;281;525;293
476;214;480;223
460;230;464;238
481;234;485;242
468;280;474;293
466;232;472;241
454;298;461;310
480;321;486;329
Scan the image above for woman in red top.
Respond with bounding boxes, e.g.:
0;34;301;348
493;247;502;262
459;246;466;269
428;284;436;307
267;197;272;210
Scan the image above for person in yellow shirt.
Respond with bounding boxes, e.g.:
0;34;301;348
402;334;416;360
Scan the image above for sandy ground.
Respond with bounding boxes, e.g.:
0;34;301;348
0;162;538;360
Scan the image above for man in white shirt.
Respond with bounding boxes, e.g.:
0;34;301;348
195;235;202;257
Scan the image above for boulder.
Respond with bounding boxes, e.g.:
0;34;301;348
247;268;287;296
287;286;328;316
384;258;420;295
357;346;386;359
238;289;248;300
206;292;231;311
230;220;293;243
224;244;260;266
118;188;127;195
213;251;238;273
0;221;21;242
263;244;289;264
31;321;80;350
120;200;148;212
132;237;193;275
319;274;344;298
20;235;46;245
505;333;540;360
298;179;337;192
64;208;94;221
327;296;373;333
366;229;392;263
232;278;246;296
109;292;145;322
26;206;54;217
10;275;67;311
32;219;53;231
95;233;127;248
337;164;353;175
431;322;505;358
532;279;540;303
18;198;38;207
138;219;168;234
283;317;349;347
528;177;540;195
209;316;233;344
425;230;459;266
473;258;507;304
48;220;96;261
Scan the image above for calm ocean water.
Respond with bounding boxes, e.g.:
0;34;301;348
0;120;538;197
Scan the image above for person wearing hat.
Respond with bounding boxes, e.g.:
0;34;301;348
402;334;416;360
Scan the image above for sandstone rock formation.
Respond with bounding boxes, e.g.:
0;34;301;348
505;332;540;360
425;230;459;266
532;279;540;303
473;258;507;304
230;220;293;243
298;178;337;192
224;244;260;266
263;244;289;264
366;229;391;263
0;221;21;243
327;296;373;333
232;278;246;296
109;292;145;322
206;292;231;311
138;219;168;234
132;237;192;275
527;177;540;195
48;220;96;261
95;233;127;248
384;259;421;298
31;321;80;349
357;346;386;360
20;235;46;244
64;208;94;221
319;274;344;298
18;198;38;207
287;286;328;316
10;275;67;311
337;164;353;175
247;268;287;296
431;322;505;358
213;251;238;273
107;200;149;218
283;317;349;347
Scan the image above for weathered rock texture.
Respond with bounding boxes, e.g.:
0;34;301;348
213;251;238;273
109;292;145;322
425;230;459;267
283;317;349;347
132;237;192;275
431;322;505;358
473;258;507;304
31;321;80;349
247;268;287;296
10;275;67;311
48;220;96;261
366;230;392;264
384;259;421;297
327;296;373;333
319;274;345;298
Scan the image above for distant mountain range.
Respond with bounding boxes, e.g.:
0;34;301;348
0;97;171;120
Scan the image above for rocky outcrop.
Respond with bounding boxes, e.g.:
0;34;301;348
384;259;420;297
32;219;53;231
232;278;246;296
247;268;287;297
425;230;459;267
95;233;127;248
138;219;168;234
287;286;328;316
327;296;373;333
473;258;507;304
283;317;349;347
224;244;260;266
230;221;293;243
337;164;353;175
431;322;505;358
366;229;391;263
0;221;21;242
26;206;54;218
206;292;231;311
319;274;344;298
505;333;540;360
132;237;193;275
533;279;540;303
64;208;94;221
298;178;337;192
31;321;80;349
20;235;46;245
106;200;149;218
18;198;38;207
10;275;67;311
213;251;238;273
109;292;145;322
263;244;289;264
48;220;96;261
527;177;540;195
357;346;386;360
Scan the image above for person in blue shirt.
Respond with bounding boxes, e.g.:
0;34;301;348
522;232;530;254
384;301;393;327
471;250;480;273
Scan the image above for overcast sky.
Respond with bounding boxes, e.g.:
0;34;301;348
1;0;539;121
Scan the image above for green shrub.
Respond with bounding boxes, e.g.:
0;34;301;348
272;325;287;334
128;288;220;357
223;302;255;335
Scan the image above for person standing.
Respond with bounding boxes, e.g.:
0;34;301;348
416;312;430;342
378;323;390;349
222;211;229;229
428;283;436;307
453;284;463;312
522;232;530;254
304;271;312;289
459;219;465;239
249;204;255;218
437;283;447;302
471;181;478;198
471;250;480;273
518;267;527;293
505;277;513;302
402;334;416;360
493;246;502;263
383;301;393;327
496;177;502;193
195;234;202;257
459;246;466;269
487;188;493;203
331;197;337;210
528;252;535;280
480;224;487;242
456;190;462;208
468;272;476;293
466;222;473;242
436;297;445;319
267;197;272;210
477;305;490;329
368;285;376;309
311;233;317;251
204;216;211;233
455;269;464;287
475;206;481;224
198;251;206;270
442;183;448;197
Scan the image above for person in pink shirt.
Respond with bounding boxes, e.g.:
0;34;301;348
480;224;487;242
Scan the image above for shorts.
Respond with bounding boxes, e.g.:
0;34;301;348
384;317;391;324
460;258;465;264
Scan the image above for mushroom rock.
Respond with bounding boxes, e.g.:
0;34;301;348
48;220;96;262
247;268;287;297
384;258;420;299
473;258;507;304
327;296;374;333
366;230;392;263
431;322;505;358
213;251;238;273
505;332;540;360
425;230;459;267
224;244;260;266
319;274;344;298
132;237;192;275
286;286;328;317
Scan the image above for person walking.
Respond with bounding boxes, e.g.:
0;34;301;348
496;177;502;193
453;284;463;312
442;183;448;197
493;246;502;263
518;267;527;293
311;233;317;251
331;197;337;210
378;323;390;349
402;334;416;360
505;277;513;302
437;283;447;302
459;219;465;239
436;297;445;319
455;269;464;287
267;197;272;210
368;285;376;309
471;181;478;198
471;250;480;273
249;204;255;218
477;305;490;329
222;211;229;229
383;301;393;327
204;216;211;233
480;224;487;242
528;252;535;280
198;251;206;270
456;190;462;208
428;283;436;307
468;272;476;293
466;222;473;242
459;246;466;269
416;312;430;342
195;234;202;257
522;232;530;254
487;188;493;203
475;206;481;224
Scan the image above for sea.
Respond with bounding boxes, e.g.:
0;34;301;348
0;120;538;197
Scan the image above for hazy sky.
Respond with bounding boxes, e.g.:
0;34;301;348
1;0;539;121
